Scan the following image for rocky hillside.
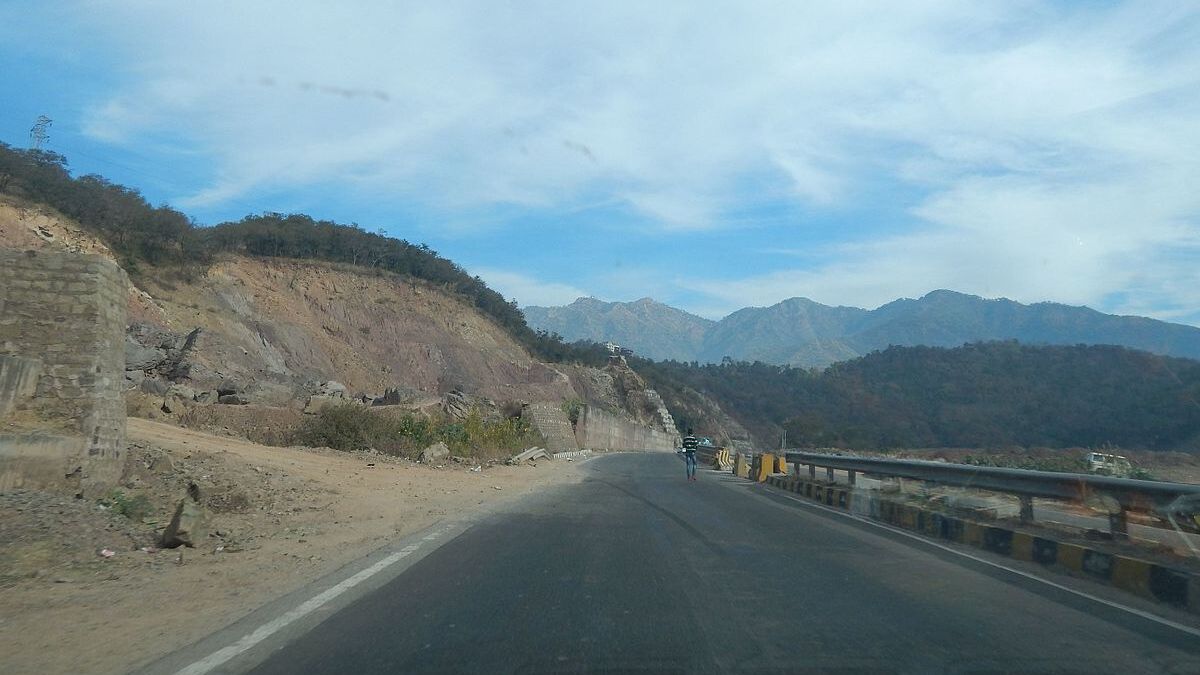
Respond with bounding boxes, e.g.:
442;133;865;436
526;291;1200;368
1;198;708;444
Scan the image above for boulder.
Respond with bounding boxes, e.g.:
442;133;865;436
160;396;186;414
420;442;451;464
315;380;347;397
125;337;168;371
216;379;243;397
128;321;183;351
139;377;169;396
193;390;218;405
167;383;198;401
371;387;411;407
218;393;250;405
161;483;208;549
304;394;342;415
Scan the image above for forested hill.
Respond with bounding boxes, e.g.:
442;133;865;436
635;342;1200;451
0;142;607;365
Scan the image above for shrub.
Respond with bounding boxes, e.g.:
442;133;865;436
562;399;583;426
291;404;543;460
100;490;153;521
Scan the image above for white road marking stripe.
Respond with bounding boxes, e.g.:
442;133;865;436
770;489;1200;639
176;527;451;675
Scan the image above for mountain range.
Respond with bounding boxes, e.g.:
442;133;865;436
522;291;1200;367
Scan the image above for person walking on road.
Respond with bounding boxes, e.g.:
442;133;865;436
681;429;699;481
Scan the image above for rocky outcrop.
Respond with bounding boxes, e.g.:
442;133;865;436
161;483;208;548
419;441;450;464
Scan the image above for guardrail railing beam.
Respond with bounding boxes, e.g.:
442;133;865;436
784;451;1200;533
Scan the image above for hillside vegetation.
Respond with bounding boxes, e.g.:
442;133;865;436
636;342;1200;451
0;143;606;367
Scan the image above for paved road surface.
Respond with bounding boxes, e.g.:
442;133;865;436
245;453;1200;674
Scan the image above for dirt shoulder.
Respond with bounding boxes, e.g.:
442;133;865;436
0;418;586;675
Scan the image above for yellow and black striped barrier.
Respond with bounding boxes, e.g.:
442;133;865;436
757;474;1199;614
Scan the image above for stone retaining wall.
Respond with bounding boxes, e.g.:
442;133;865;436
0;249;128;496
522;402;579;452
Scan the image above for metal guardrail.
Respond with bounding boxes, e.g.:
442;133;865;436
784;451;1200;536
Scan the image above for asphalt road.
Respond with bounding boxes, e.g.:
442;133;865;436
245;453;1200;674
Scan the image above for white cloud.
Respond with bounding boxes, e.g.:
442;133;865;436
471;267;588;308
53;1;1200;321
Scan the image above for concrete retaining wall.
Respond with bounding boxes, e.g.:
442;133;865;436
575;405;678;452
0;249;128;496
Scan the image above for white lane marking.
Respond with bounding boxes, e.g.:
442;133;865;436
767;489;1200;639
176;527;451;675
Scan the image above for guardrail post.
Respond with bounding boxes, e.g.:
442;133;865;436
848;470;856;486
1019;495;1034;524
826;467;835;483
1108;508;1129;539
793;462;801;477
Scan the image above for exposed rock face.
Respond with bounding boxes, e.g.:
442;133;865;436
605;360;678;437
442;390;472;419
131;258;580;406
440;389;501;422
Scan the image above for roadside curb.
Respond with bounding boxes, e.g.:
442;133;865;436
763;473;1200;614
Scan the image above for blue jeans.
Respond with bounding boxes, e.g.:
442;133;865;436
685;452;696;477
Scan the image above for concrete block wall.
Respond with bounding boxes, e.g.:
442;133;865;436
0;249;128;495
575;405;679;452
0;354;42;419
522;402;580;452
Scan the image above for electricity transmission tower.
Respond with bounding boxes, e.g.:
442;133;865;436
30;115;52;150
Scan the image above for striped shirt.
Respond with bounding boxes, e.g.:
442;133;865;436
681;435;699;453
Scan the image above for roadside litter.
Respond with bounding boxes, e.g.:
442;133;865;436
507;447;549;465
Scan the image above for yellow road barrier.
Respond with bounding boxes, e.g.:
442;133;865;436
756;453;775;482
1012;532;1035;562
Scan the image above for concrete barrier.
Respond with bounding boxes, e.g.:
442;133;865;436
734;453;750;478
753;473;1200;614
756;453;775;482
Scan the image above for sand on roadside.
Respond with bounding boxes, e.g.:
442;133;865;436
0;418;587;675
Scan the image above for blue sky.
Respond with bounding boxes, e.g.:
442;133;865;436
2;1;1198;323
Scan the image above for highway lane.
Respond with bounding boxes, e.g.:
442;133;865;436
246;453;1200;674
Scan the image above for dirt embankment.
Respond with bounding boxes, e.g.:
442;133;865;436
0;418;586;675
134;257;579;405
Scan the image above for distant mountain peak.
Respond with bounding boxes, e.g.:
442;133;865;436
525;291;1200;368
